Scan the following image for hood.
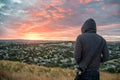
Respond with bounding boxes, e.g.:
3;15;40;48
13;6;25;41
81;18;96;33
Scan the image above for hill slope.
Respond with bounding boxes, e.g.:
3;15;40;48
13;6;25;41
0;60;120;80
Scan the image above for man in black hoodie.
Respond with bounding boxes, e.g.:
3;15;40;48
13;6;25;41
74;18;109;80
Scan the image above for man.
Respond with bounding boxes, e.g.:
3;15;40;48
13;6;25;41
74;18;109;80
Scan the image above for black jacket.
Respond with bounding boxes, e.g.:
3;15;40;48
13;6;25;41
74;18;109;71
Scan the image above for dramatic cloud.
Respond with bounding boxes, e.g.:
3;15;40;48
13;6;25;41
0;0;120;41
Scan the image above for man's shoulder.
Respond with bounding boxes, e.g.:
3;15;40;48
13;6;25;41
77;34;84;39
78;34;106;41
77;33;106;40
95;34;107;44
75;35;84;42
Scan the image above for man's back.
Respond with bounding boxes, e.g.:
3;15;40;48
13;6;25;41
74;18;109;74
75;33;108;71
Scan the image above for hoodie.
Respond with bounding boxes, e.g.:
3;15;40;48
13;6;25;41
74;18;109;71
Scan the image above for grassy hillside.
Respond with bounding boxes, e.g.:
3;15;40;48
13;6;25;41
0;60;120;80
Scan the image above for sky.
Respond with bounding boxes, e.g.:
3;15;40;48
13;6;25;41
0;0;120;41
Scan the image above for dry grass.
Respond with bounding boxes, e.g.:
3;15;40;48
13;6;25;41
0;60;120;80
100;72;120;80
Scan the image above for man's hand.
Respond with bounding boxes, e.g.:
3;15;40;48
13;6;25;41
75;65;83;75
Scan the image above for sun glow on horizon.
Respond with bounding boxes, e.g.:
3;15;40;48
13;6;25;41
23;33;42;40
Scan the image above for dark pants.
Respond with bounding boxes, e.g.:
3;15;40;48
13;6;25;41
74;70;100;80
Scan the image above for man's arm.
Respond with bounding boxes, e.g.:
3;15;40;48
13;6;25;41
101;40;109;63
74;36;82;64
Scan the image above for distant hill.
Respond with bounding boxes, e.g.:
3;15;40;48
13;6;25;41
0;39;120;44
0;39;59;44
107;41;120;46
0;60;120;80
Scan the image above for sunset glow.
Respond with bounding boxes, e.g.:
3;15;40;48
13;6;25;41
23;33;42;40
0;0;120;41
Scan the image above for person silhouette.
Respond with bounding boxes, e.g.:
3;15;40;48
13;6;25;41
74;18;109;80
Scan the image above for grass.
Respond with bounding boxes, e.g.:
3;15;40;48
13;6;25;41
0;60;120;80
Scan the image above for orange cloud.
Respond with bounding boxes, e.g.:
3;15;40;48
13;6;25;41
25;5;73;21
11;21;81;40
98;23;120;29
46;6;73;20
80;0;101;4
25;10;50;18
47;0;66;5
